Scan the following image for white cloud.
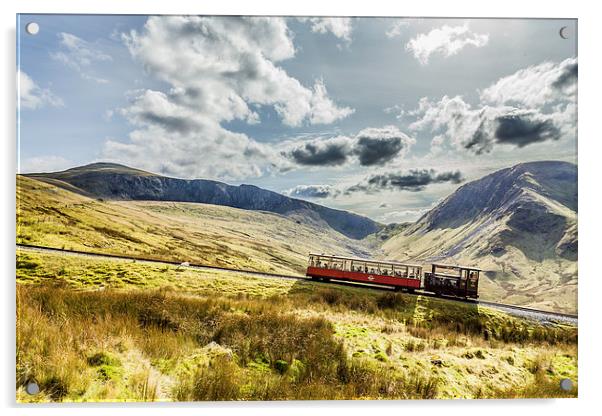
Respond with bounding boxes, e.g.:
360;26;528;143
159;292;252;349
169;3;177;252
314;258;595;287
410;95;564;154
299;17;353;43
405;23;489;65
480;57;577;107
408;59;577;154
105;88;286;180
50;32;112;83
386;21;409;38
18;70;63;110
19;155;72;173
308;79;355;124
378;208;429;224
105;16;352;180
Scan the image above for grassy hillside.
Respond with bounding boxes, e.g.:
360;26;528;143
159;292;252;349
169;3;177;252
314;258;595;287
17;249;577;402
17;175;376;275
26;162;381;240
16;174;577;312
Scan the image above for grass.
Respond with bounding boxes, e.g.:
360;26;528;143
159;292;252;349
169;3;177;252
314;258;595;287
17;250;578;402
16;175;375;276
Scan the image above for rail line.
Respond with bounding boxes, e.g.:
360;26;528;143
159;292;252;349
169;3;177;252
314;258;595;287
16;243;577;324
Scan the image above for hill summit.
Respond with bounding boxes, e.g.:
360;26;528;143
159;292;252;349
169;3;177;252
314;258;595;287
382;160;577;313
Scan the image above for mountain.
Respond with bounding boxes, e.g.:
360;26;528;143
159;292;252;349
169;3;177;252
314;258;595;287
381;161;577;313
25;162;381;240
17;175;377;275
415;160;577;231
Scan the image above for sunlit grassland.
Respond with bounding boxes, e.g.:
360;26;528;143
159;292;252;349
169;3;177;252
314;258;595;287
17;250;577;402
17;176;375;276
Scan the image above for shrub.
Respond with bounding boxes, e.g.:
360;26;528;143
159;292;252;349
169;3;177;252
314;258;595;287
97;364;123;382
274;360;289;374
405;339;425;352
376;293;406;310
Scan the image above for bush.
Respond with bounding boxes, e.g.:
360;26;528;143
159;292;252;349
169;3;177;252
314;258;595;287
274;360;289;374
212;310;347;383
376;293;406;309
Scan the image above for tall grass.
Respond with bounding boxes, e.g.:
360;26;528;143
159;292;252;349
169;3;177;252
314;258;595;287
17;284;443;401
16;267;577;402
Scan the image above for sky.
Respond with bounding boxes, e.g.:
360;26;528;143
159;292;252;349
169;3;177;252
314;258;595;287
17;15;577;223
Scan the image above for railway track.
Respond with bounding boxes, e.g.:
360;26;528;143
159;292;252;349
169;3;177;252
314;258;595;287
16;243;577;325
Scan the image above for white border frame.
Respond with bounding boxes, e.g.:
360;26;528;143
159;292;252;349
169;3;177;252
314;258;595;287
3;1;599;415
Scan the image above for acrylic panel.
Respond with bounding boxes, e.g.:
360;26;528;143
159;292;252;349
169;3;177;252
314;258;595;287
16;14;578;402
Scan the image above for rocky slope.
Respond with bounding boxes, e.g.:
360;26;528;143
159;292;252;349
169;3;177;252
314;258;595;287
26;163;381;240
382;161;577;313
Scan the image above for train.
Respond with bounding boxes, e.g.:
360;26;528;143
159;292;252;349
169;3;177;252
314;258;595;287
306;253;480;299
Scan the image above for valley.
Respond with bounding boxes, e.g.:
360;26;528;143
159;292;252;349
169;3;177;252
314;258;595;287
17;175;376;276
17;160;578;313
15;160;579;402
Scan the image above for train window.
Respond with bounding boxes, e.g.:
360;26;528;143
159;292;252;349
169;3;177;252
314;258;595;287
365;262;375;273
329;258;344;270
435;265;461;277
353;262;366;273
380;264;393;276
468;270;479;288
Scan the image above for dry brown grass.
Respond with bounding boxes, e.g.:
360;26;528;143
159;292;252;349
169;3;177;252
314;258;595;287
17;284;447;401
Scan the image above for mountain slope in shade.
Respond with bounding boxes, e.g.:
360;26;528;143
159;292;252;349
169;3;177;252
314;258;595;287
382;161;577;314
26;163;381;240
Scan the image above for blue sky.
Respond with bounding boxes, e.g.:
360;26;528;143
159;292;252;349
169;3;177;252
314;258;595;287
17;15;577;223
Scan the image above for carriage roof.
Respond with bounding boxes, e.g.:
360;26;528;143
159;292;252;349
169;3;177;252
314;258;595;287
308;253;423;268
431;263;482;271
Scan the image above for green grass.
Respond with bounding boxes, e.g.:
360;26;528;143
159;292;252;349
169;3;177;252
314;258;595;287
17;250;577;402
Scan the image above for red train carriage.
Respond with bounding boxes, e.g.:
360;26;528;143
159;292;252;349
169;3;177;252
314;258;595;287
423;263;480;299
306;253;422;292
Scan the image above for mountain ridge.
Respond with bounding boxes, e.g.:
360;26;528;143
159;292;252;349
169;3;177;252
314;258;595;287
411;160;577;232
25;162;381;240
381;160;577;313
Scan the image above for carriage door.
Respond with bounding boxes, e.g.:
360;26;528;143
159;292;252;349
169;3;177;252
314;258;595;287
460;268;469;295
467;270;479;296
